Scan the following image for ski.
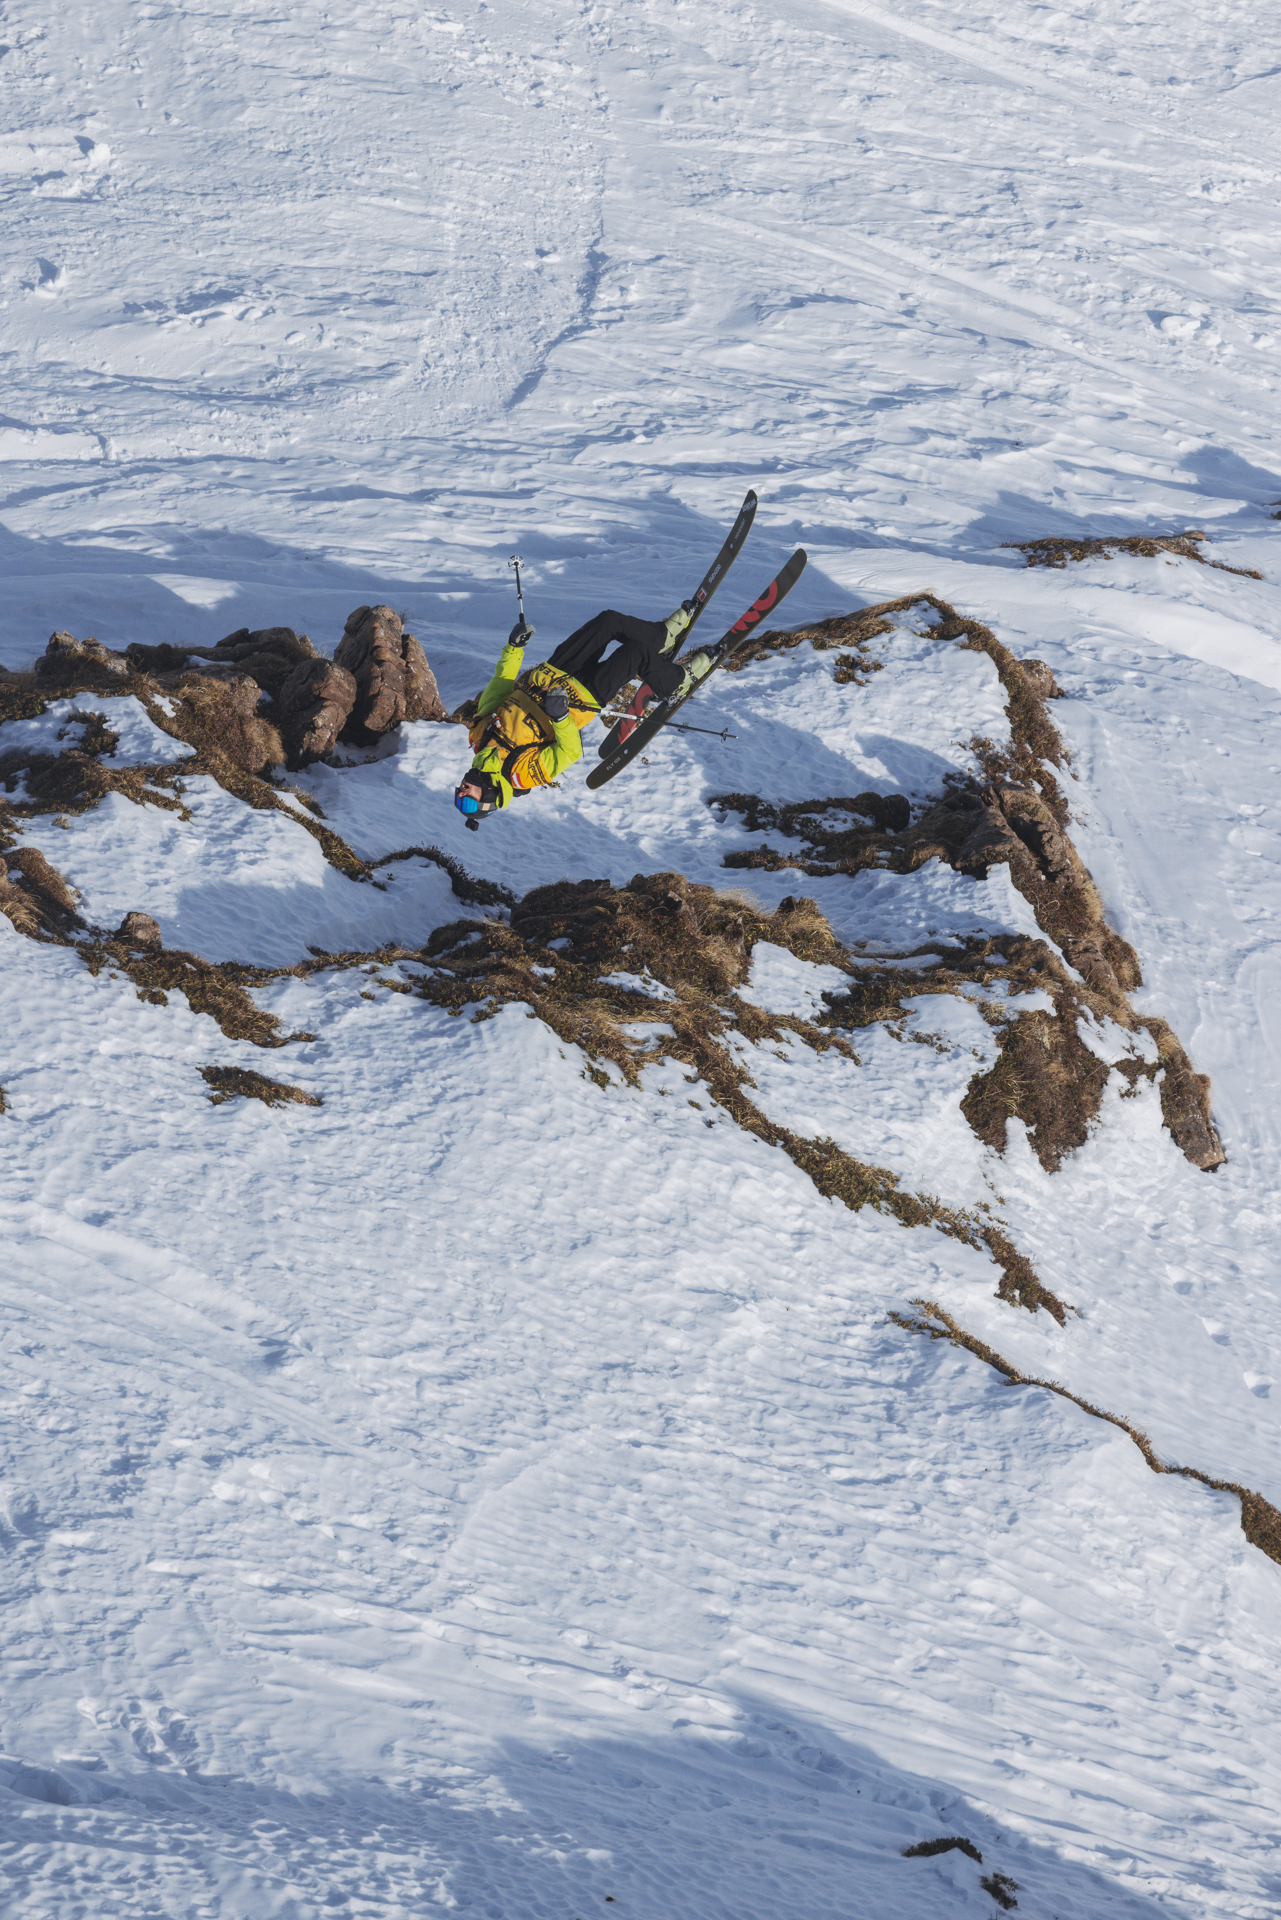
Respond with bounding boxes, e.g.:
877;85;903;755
586;549;808;792
597;488;758;757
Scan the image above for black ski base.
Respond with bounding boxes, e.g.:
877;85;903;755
586;548;808;791
597;488;758;758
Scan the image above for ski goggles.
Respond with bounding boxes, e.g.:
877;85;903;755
455;770;502;827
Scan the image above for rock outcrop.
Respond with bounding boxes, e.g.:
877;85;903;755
334;605;446;744
24;614;448;770
276;657;358;767
116;911;162;950
35;632;130;684
127;626;318;700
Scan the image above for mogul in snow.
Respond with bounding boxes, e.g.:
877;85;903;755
453;606;711;823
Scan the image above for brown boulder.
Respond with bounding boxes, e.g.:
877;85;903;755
276;658;358;767
954;804;1025;879
998;785;1076;883
130;628;320;701
35;631;130;684
125;642;199;674
852;789;911;833
117;911;162;950
1021;658;1063;699
215;627;318;700
335;605;446;744
403;632;447;722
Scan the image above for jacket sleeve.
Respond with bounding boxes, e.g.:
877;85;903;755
476;640;525;717
534;713;586;782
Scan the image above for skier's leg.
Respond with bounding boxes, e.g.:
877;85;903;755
547;610;630;684
550;611;684;706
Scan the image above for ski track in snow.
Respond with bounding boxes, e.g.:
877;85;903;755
3;1;1281;1915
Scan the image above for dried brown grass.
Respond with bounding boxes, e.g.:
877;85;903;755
370;844;516;909
903;1838;983;1864
713;590;1224;1173
892;1299;1281;1566
0;845;85;940
413;876;1067;1320
200;1065;322;1108
157;674;286;776
1008;530;1262;580
76;936;316;1048
725;605;897;675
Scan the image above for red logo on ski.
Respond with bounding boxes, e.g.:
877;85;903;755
727;582;779;635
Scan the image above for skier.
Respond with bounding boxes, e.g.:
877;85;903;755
454;605;712;822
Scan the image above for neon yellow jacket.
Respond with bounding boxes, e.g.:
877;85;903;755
467;641;599;801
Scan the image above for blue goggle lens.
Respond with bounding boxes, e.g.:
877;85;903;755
455;792;481;814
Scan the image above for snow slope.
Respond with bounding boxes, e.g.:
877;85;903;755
4;1;1281;1915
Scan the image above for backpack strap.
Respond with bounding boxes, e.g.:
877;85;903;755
502;687;559;743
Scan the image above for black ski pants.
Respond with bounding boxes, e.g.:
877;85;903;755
548;610;684;707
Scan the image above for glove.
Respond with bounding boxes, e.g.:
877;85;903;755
543;688;569;722
508;621;535;648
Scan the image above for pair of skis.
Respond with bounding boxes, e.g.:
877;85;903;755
586;492;808;791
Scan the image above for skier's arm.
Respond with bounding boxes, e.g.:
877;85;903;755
475;638;526;718
531;713;586;783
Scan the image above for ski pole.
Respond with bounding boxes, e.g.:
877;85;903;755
508;554;526;628
667;722;737;741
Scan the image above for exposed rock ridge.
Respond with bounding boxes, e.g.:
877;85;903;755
8;607;448;774
893;1298;1281;1569
713;591;1225;1173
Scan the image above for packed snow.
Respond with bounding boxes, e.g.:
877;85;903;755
3;1;1281;1916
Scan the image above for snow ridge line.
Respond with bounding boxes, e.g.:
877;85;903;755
893;1299;1281;1567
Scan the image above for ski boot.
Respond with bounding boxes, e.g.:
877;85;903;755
660;599;700;656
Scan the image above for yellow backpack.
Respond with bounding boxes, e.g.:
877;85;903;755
467;666;597;791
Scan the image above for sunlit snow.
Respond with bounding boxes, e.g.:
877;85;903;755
3;2;1281;1917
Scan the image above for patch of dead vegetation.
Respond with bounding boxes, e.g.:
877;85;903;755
892;1298;1281;1568
200;1065;322;1108
370;844;516;909
412;875;1068;1321
818;929;1220;1175
1007;530;1262;580
711;590;1224;1174
75;932;317;1048
0;667;514;914
723;605;892;678
0;819;1070;1320
960;1004;1109;1167
903;1838;983;1864
155;674;286;777
0;844;86;941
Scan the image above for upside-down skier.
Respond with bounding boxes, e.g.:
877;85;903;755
453;605;711;823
